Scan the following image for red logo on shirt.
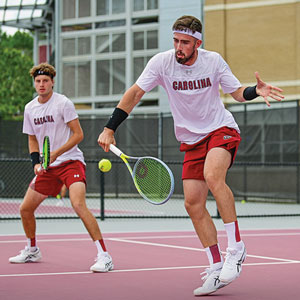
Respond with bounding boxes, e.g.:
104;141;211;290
173;77;211;91
34;115;55;125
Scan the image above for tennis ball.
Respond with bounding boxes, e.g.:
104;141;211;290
241;200;246;204
98;159;112;172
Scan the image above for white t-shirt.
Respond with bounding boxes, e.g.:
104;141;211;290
23;92;85;166
136;49;241;144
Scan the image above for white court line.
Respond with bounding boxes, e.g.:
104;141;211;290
1;261;299;278
2;236;299;263
109;238;300;263
1;231;300;243
1;235;299;262
1;227;300;237
1;233;299;264
0;238;92;243
108;232;300;240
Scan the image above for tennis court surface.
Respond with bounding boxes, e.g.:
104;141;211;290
1;219;300;300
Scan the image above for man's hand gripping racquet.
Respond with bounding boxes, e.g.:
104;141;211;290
109;144;174;205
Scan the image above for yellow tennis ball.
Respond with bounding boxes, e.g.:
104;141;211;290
98;159;112;172
241;200;246;204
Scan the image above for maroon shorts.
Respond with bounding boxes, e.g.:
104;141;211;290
30;160;86;197
180;127;241;180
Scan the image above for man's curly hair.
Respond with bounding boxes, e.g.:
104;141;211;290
172;15;202;34
30;63;56;79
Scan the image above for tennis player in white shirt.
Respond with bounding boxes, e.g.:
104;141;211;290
98;15;284;295
9;63;113;273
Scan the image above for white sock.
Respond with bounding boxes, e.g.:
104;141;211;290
27;238;37;252
204;244;223;270
94;240;107;255
224;221;242;249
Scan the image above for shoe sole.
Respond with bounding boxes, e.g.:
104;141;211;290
194;281;228;296
194;290;217;296
9;257;42;263
194;287;219;296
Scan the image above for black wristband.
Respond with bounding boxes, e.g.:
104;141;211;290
105;107;128;132
243;85;259;101
30;152;40;168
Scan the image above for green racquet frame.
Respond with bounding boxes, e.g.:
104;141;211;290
109;144;174;205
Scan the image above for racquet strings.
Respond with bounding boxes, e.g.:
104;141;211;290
133;157;173;204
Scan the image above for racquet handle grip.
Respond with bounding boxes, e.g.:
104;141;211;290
109;144;123;157
37;165;44;174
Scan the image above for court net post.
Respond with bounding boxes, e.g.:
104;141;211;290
100;171;105;220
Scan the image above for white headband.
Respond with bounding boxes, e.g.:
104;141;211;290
173;29;202;40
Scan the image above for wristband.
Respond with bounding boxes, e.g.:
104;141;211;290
30;152;40;168
105;107;128;132
243;85;258;101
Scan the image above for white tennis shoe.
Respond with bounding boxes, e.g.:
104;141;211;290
219;242;246;283
9;246;42;263
90;253;114;272
193;267;228;296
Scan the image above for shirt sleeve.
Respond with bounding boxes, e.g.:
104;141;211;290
63;98;78;123
136;53;162;92
22;107;35;135
218;55;241;94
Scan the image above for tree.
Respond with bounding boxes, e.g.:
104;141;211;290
0;30;35;120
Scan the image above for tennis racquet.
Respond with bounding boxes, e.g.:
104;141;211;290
40;135;50;170
109;144;174;205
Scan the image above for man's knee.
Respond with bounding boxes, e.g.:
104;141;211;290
20;203;35;217
72;200;91;219
72;200;85;211
184;199;206;219
204;171;225;193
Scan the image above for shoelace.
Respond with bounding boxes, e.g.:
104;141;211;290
95;254;110;262
22;246;38;254
224;248;239;266
20;247;30;255
200;268;213;281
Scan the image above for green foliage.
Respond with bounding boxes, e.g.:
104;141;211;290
0;29;35;120
0;30;33;56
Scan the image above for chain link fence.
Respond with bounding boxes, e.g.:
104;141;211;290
0;158;300;220
1;101;300;219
